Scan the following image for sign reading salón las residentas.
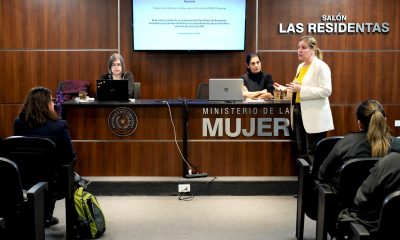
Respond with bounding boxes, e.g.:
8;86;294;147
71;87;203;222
279;13;389;34
201;106;291;138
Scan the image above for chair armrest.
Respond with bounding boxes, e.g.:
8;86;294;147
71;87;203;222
61;159;76;239
350;222;370;240
0;217;5;230
296;158;311;239
26;182;48;240
316;181;337;240
26;182;48;198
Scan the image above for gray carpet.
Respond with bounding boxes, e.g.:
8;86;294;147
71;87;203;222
46;196;319;240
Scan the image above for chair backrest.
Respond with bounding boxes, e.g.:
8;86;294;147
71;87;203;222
377;190;400;239
58;80;90;100
1;136;59;190
0;157;25;218
311;136;343;177
134;82;141;99
337;158;379;209
196;83;209;100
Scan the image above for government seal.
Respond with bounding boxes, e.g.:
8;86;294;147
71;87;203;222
108;107;138;137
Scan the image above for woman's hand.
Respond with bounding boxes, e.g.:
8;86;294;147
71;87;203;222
285;81;301;92
273;82;287;91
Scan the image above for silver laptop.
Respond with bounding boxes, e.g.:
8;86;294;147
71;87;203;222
209;78;244;101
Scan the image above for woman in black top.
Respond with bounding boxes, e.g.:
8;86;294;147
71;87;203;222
318;99;400;188
240;53;274;99
100;53;135;98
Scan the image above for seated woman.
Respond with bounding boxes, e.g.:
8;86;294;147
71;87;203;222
100;53;135;98
240;52;274;99
347;152;400;237
318;99;400;189
14;87;89;227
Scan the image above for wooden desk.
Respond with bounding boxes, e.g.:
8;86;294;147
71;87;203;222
63;99;296;176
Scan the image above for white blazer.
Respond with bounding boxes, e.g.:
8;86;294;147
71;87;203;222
295;57;334;133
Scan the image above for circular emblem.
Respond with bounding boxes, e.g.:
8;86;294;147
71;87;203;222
108;107;138;137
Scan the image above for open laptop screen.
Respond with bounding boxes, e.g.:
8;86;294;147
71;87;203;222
208;78;244;101
96;80;129;101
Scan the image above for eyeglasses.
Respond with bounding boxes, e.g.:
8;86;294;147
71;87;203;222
112;63;122;67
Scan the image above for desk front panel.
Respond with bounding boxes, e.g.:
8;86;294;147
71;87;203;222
186;102;296;176
63;101;296;176
63;103;184;176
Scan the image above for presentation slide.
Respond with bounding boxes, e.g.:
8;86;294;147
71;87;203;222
133;0;246;51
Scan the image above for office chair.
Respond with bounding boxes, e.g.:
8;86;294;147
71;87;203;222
196;83;209;100
349;190;400;240
0;157;48;240
1;136;76;239
134;82;141;99
57;80;90;101
296;136;343;240
315;157;379;240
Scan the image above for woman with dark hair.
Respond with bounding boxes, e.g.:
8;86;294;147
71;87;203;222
100;53;135;98
14;87;89;227
240;52;274;99
318;99;400;188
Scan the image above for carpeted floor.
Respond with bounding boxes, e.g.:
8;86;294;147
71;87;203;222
46;195;319;240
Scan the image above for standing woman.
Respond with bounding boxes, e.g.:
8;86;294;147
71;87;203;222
100;53;135;98
274;36;334;163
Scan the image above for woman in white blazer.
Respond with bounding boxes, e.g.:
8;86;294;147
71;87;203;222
274;36;334;164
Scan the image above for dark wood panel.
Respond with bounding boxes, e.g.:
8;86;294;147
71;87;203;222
188;142;297;176
0;51;114;102
259;0;400;50
73;142;183;176
0;0;118;49
0;104;21;138
64;105;183;140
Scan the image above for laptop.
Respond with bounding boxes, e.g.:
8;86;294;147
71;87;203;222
209;78;244;101
96;80;129;101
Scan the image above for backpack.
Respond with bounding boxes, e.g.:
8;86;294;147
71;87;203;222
74;187;106;239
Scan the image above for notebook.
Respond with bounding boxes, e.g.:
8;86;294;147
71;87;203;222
96;80;129;101
208;78;244;101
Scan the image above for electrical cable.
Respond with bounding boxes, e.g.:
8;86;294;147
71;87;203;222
177;175;217;201
163;100;193;171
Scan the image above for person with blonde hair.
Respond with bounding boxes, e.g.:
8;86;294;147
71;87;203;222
274;35;334;163
318;99;400;188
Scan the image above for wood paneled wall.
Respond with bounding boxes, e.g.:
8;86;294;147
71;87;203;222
1;0;400;174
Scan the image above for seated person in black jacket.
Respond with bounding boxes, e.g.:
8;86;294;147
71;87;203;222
99;53;135;98
14;87;89;227
339;152;400;238
240;53;274;99
318;99;400;189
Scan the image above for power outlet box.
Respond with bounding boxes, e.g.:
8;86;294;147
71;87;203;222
178;184;190;193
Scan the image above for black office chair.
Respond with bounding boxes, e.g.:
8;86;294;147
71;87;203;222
0;157;48;240
1;136;76;239
315;157;379;240
196;83;209;100
134;82;141;99
296;136;343;240
349;190;400;240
